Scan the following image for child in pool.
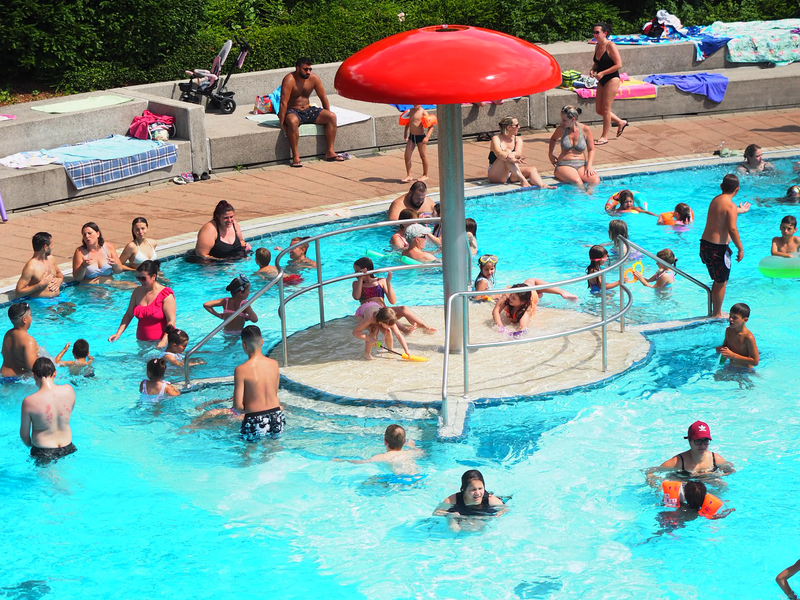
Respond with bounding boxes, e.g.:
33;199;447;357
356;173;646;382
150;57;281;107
474;254;498;293
339;424;422;475
253;247;279;278
605;190;657;216
274;237;317;271
632;248;677;289
492;281;576;332
430;202;442;242
140;357;180;401
607;219;630;254
401;105;434;183
352;306;413;360
771;215;800;257
203;275;258;335
716;302;759;369
586;245;620;292
390;208;418;250
657;202;694;226
54;338;93;375
466;218;478;255
352;257;436;333
160;325;205;367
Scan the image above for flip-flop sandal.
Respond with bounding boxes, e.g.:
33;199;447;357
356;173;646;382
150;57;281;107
172;176;188;184
324;155;345;162
594;139;609;146
291;162;304;168
617;121;629;137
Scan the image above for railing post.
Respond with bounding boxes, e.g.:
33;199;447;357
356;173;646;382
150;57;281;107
279;275;289;367
618;238;625;333
601;271;608;372
462;295;469;397
315;239;325;328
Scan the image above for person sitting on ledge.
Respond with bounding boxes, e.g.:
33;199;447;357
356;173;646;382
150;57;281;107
279;57;342;168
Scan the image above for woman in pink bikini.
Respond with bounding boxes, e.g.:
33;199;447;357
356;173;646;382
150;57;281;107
203;275;258;335
108;260;176;348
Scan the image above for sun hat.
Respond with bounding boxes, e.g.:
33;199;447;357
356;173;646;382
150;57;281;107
405;223;431;241
685;421;712;440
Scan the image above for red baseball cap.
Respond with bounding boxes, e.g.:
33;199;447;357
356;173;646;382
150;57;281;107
685;421;712;440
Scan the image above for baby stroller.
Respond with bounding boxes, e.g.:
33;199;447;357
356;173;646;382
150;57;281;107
179;37;250;114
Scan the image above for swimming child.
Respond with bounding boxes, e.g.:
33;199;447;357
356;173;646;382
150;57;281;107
390;208;418;250
401;105;434;183
54;339;93;375
632;248;677;289
492;281;574;332
474;254;498;292
340;424;422;475
657;202;694;226
605;190;657;216
276;237;317;270
254;247;279;278
771;215;800;257
607;219;630;254
660;480;734;520
717;302;759;368
783;185;800;203
160;325;205;367
352;306;413;360
203;275;258;335
140;357;180;402
586;245;620;292
352;257;435;333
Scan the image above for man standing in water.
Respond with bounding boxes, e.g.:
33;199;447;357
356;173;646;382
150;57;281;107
16;232;64;298
1;303;40;378
234;325;285;440
20;357;77;465
699;174;750;318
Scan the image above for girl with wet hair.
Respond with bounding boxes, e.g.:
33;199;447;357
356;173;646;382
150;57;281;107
140;357;180;402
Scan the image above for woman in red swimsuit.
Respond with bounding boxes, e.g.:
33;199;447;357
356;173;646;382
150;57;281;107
108;260;176;347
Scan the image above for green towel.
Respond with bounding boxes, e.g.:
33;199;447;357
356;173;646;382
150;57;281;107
31;95;135;114
245;113;323;136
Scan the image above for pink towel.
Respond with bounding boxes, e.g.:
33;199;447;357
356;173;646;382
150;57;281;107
575;78;657;99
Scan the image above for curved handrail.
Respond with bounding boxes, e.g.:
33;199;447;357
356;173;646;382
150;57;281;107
619;236;712;317
441;242;634;411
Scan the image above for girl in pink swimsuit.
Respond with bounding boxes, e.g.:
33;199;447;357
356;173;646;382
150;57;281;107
109;260;177;347
203;275;258;335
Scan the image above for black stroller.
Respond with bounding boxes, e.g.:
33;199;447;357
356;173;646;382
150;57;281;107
179;37;250;114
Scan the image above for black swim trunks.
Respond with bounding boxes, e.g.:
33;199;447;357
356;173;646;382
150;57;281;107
409;134;426;146
287;107;322;125
699;239;732;283
30;443;77;466
240;407;286;441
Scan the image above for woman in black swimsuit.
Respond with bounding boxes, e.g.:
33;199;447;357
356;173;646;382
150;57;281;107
194;200;251;261
646;420;733;485
590;22;628;145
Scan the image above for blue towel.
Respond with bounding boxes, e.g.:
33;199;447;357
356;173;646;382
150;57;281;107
686;26;731;61
46;135;166;162
643;73;729;102
268;86;281;113
391;104;436;112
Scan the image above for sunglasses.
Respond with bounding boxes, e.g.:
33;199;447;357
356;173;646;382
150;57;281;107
478;255;499;266
301;67;313;72
136;275;149;282
692;438;711;445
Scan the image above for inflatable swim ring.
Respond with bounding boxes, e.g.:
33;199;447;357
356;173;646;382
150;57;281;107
282;274;303;286
364;249;421;266
623;261;643;283
398;110;437;128
606;190;647;213
758;255;800;279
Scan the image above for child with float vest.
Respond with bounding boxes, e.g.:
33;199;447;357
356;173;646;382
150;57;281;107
400;105;437;183
661;479;734;519
657;202;694;226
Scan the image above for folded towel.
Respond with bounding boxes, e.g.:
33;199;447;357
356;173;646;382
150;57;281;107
574;78;656;99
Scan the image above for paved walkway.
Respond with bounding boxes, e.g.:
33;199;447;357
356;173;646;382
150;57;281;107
2;108;800;285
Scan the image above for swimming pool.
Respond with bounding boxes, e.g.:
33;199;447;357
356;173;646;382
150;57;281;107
2;157;799;599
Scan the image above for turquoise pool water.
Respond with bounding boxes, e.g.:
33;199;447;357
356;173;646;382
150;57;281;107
2;157;799;599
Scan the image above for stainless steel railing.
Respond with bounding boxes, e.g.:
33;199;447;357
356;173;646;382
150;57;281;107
440;242;633;420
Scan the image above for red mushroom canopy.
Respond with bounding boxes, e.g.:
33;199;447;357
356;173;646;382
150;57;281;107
334;25;561;105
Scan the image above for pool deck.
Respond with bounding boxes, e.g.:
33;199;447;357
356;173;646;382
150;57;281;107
2;107;800;293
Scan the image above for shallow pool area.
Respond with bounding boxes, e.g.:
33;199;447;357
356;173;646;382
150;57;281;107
3;156;800;599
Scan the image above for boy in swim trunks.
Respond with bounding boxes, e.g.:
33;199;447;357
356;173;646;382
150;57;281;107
253;247;279;278
717;302;759;369
402;105;434;183
771;215;800;257
54;339;94;376
233;325;285;440
699;174;750;318
20;357;77;466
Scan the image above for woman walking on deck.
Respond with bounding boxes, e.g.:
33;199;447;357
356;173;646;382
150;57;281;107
590;22;628;145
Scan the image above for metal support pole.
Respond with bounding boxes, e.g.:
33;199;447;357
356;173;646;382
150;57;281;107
315;239;325;328
601;271;607;372
437;103;468;353
279;276;289;367
618;238;625;333
462;295;470;396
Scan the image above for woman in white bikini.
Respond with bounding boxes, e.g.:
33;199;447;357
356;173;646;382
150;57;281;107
119;217;158;270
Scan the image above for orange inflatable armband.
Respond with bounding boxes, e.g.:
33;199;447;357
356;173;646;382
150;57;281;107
399;110;437;128
662;481;682;508
698;493;723;519
659;208;694;226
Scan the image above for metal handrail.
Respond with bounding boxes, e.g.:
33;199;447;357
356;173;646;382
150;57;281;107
619;236;713;317
441;243;634;417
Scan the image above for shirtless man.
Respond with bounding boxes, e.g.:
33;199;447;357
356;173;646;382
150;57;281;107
387;181;437;221
735;144;774;175
699;174;750;318
278;57;341;168
1;303;40;377
16;232;64;298
233;325;285;440
646;421;732;485
20;357;77;465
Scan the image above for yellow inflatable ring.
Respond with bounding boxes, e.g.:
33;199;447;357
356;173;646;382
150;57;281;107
623;261;643;283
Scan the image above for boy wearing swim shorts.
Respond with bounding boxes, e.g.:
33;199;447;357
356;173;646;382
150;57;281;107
716;302;759;369
234;325;285;440
699;174;750;317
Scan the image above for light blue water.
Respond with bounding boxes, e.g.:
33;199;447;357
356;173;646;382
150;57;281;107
2;158;800;599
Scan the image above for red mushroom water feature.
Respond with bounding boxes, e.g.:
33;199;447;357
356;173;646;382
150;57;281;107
335;25;560;359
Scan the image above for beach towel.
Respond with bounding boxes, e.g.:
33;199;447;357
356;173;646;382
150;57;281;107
643;73;729;102
246;105;371;135
574;78;657;100
30;95;135;113
391;104;436;111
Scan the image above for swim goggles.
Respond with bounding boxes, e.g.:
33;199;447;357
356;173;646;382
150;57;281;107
227;274;250;294
478;254;499;266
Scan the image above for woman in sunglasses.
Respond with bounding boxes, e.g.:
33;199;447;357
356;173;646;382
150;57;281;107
108;260;176;348
488;117;554;189
646;420;733;486
548;105;601;188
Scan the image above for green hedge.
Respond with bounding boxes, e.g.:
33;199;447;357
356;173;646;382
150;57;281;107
3;0;799;93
